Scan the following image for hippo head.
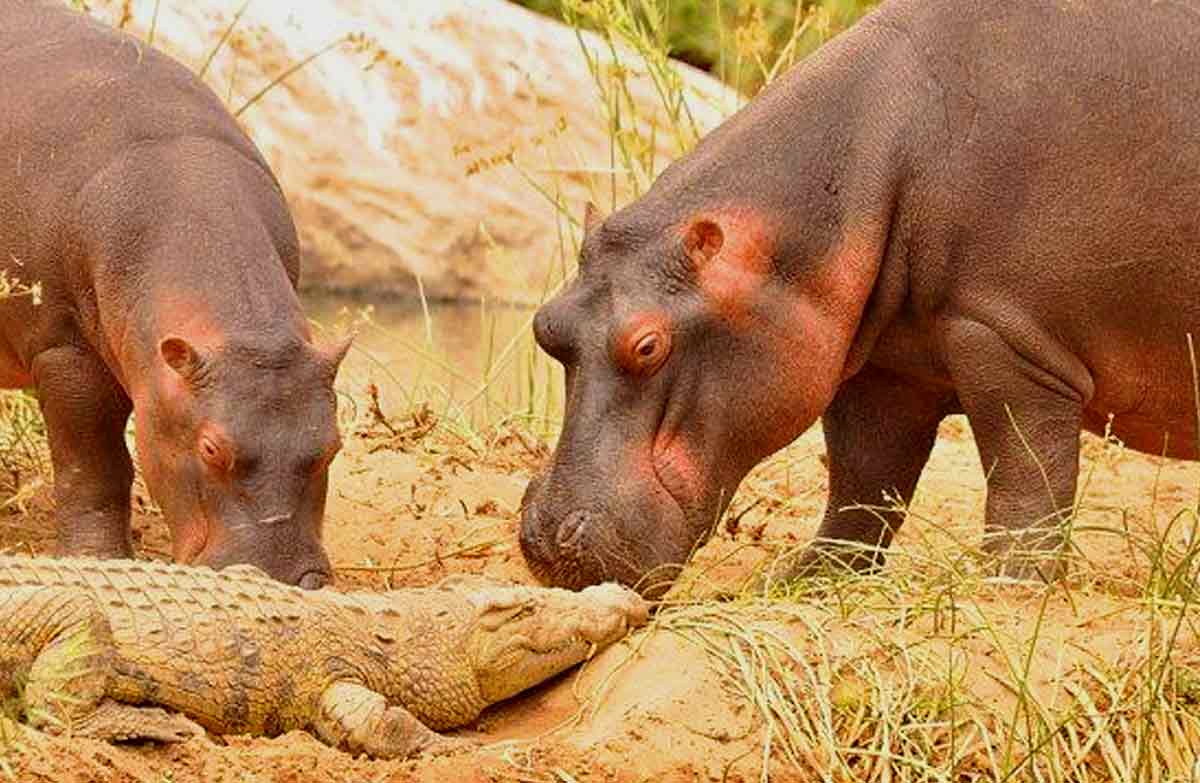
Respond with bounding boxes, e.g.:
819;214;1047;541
132;332;350;589
520;202;874;596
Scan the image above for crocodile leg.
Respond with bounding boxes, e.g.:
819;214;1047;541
313;681;470;759
6;587;111;733
6;587;201;744
72;700;203;743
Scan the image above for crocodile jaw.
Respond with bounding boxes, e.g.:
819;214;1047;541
465;582;648;704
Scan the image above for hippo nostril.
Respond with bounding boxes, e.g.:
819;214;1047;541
298;571;331;590
555;510;590;552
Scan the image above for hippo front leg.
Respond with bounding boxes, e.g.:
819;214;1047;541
32;345;136;559
943;319;1089;581
762;365;952;585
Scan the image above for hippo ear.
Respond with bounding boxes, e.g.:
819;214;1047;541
583;201;605;238
319;334;354;375
159;336;204;382
683;218;725;266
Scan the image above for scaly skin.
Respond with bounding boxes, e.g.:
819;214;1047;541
0;555;648;758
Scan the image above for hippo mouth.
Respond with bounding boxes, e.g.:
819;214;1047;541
520;442;695;595
295;570;332;590
171;514;212;566
175;512;333;589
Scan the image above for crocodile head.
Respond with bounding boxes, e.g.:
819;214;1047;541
361;578;649;730
463;580;649;704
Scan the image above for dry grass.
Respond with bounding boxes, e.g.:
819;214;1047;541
535;426;1200;782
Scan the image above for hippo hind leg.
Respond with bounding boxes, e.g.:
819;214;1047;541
943;319;1088;581
760;365;953;587
31;344;135;559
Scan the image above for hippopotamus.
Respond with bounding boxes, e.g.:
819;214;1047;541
519;0;1200;594
0;1;349;587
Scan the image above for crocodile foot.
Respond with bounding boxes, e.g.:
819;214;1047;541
73;700;205;743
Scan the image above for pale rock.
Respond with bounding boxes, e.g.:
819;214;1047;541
80;0;735;303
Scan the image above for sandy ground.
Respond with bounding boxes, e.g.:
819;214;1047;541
2;391;1200;781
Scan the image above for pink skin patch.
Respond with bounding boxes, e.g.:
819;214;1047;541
172;517;212;564
614;213;883;535
631;433;702;545
744;231;881;453
649;432;703;499
119;294;226;398
127;292;235;565
682;207;777;326
682;207;883;454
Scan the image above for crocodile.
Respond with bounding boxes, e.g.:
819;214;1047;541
0;555;648;758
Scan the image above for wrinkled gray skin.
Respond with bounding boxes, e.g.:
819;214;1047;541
0;2;348;587
521;0;1200;595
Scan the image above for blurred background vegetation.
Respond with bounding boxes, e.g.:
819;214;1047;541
512;0;876;93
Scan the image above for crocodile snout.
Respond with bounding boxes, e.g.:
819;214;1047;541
578;582;650;643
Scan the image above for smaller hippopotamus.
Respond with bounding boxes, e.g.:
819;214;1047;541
519;0;1200;595
0;1;349;587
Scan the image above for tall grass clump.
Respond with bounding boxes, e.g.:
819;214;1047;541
516;0;876;93
510;0;882;277
509;0;879;218
630;517;1200;781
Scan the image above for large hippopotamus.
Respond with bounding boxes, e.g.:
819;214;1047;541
519;0;1200;594
0;2;348;587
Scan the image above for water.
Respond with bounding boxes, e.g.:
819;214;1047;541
302;294;565;433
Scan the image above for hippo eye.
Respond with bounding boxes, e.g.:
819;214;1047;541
618;324;671;376
199;435;231;472
636;333;660;359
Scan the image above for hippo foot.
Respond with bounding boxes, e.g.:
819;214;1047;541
751;542;886;594
983;551;1068;583
982;528;1068;583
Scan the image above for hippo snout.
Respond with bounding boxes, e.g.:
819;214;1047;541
518;501;557;579
554;509;592;553
202;537;333;590
520;490;680;596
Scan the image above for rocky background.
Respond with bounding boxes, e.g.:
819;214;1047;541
78;0;735;303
